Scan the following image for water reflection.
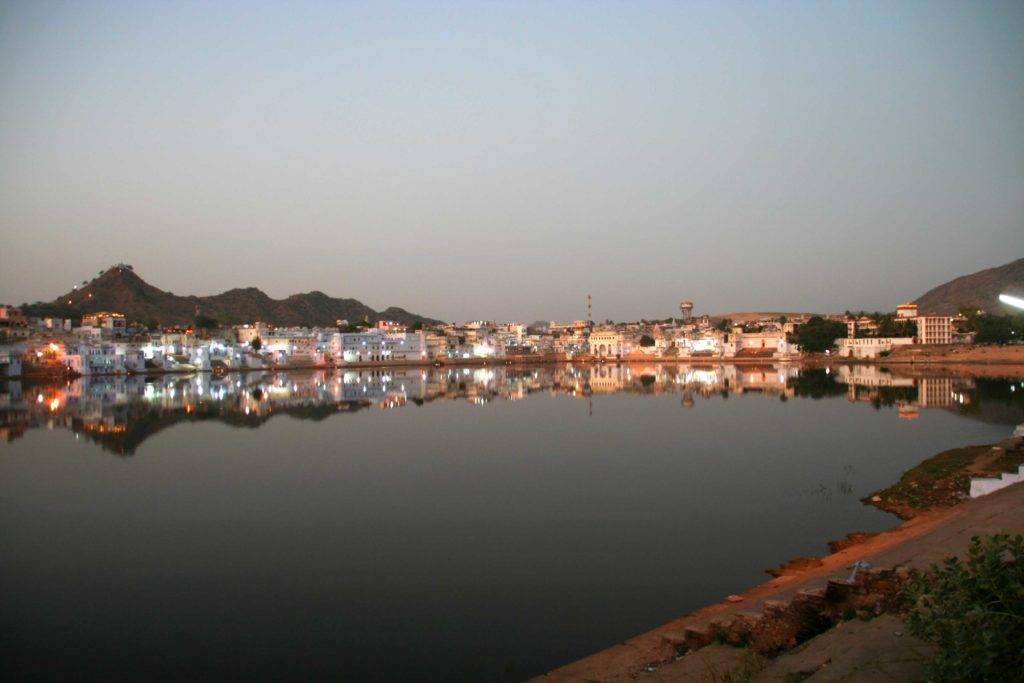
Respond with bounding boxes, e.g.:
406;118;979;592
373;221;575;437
3;364;1021;456
4;363;1023;682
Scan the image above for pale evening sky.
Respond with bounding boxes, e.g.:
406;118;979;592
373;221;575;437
1;0;1022;322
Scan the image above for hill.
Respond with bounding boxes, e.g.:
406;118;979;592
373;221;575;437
20;265;443;327
913;257;1024;315
708;311;822;323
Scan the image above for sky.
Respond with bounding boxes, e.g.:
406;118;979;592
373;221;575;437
1;0;1022;323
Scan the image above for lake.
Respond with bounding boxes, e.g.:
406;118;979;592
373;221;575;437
2;364;1022;681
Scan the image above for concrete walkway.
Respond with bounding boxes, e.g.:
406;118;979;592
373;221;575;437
634;615;935;682
535;480;1024;682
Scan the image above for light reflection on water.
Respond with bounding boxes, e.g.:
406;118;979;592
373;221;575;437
1;364;1022;681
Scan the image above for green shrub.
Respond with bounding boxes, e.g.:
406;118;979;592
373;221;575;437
904;534;1024;682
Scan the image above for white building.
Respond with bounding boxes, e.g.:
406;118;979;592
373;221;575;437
916;316;953;345
677;336;723;357
335;330;427;363
896;303;919;319
837;337;915;359
0;346;23;378
81;312;128;339
724;327;796;358
589;330;626;358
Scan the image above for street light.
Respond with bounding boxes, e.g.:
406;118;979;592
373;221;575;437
998;293;1024;311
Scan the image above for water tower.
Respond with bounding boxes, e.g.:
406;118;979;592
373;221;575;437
679;300;693;322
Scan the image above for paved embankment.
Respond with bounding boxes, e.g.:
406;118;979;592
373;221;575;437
534;479;1024;682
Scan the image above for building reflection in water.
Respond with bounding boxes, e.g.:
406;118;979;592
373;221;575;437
0;364;1018;455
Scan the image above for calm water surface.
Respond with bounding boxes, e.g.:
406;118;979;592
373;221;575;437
2;364;1022;681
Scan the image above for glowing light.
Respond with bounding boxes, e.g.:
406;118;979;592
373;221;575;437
998;293;1024;310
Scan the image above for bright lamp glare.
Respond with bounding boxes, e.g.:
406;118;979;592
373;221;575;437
998;293;1024;310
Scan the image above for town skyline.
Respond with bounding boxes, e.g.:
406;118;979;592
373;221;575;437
3;256;1022;327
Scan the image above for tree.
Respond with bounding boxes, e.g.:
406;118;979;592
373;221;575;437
904;534;1024;681
639;334;656;347
960;310;1024;344
715;318;733;332
411;321;423;331
144;318;160;331
790;316;847;353
195;314;218;330
250;336;262;351
875;315;916;338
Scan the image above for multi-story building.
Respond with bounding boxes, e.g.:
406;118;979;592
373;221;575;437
896;303;919;319
234;322;270;345
916;316;953;345
0;306;30;342
0;346;23;377
81;312;128;338
376;320;407;333
335;330;427;363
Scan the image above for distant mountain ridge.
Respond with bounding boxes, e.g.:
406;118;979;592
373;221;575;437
21;266;443;327
913;257;1024;315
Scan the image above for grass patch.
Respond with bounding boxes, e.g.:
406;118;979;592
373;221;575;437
866;443;1024;518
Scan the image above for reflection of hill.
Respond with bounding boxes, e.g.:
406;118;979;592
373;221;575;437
74;402;372;456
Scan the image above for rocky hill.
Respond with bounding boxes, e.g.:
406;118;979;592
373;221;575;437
913;257;1024;314
21;265;443;327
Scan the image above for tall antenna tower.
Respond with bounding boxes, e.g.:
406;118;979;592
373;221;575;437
587;294;592;324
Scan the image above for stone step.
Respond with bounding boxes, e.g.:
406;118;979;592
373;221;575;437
794;587;827;604
683;625;714;649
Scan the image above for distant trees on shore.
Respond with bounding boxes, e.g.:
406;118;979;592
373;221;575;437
789;316;846;353
959;309;1024;344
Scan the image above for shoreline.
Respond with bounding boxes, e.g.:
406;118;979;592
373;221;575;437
5;343;1024;381
533;434;1024;682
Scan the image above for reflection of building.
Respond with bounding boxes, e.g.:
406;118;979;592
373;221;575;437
836;365;915;403
917;377;954;407
898;404;919;420
832;367;975;415
0;365;992;455
588;364;626;393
